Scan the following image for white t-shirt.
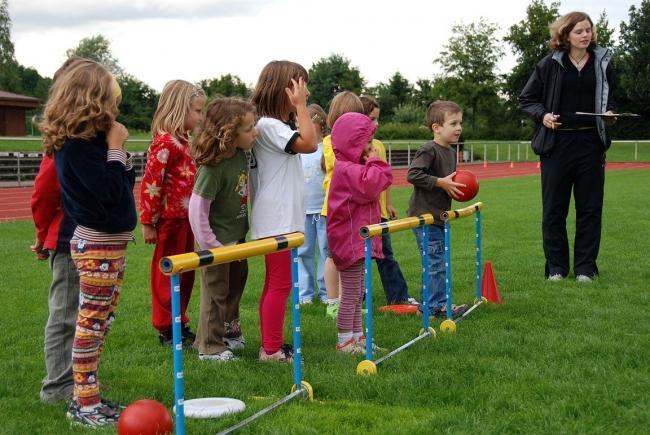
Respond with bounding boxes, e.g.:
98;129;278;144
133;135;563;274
249;117;306;240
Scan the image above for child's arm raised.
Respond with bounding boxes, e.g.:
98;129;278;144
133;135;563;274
286;77;317;153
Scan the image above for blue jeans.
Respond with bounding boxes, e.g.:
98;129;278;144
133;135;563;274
412;224;446;312
375;219;410;303
297;213;327;303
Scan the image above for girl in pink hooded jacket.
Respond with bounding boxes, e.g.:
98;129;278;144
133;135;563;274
326;112;393;353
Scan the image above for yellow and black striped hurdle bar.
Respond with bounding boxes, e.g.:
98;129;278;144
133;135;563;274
355;214;437;376
159;233;312;435
440;202;486;333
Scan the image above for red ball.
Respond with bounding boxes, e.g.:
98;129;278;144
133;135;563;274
452;170;479;202
118;399;173;435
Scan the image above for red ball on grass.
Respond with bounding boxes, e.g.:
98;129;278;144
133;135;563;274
452;170;479;202
118;399;173;435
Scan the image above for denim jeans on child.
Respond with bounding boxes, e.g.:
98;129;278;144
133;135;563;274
412;224;446;312
297;213;327;303
376;219;410;303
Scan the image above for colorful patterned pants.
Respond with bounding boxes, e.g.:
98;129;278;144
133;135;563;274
70;239;127;407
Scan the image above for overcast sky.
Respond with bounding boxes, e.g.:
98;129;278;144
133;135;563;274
7;0;640;91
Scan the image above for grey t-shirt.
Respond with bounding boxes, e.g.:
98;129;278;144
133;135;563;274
406;141;457;225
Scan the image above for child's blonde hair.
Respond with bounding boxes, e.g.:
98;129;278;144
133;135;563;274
308;104;328;135
426;100;462;131
151;80;206;138
39;59;119;156
327;91;364;129
192;97;256;166
251;60;308;120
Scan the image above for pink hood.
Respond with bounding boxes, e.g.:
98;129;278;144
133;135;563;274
326;113;393;270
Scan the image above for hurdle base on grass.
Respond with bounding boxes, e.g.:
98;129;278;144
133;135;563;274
216;382;313;435
439;297;487;333
356;327;436;376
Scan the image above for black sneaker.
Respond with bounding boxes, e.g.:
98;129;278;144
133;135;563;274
159;326;195;346
419;304;469;320
67;400;119;428
181;325;196;346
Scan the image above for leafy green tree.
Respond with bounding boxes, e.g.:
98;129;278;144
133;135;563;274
613;0;650;138
372;72;414;122
0;0;21;92
199;74;250;98
504;1;560;110
116;75;159;132
392;102;424;124
595;10;615;50
66;34;123;75
436;18;504;131
308;54;364;111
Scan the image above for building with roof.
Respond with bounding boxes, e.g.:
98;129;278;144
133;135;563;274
0;90;41;136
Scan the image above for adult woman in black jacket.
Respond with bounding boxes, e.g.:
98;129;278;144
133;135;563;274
519;11;616;282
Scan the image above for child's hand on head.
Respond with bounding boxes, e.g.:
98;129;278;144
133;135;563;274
107;121;129;150
285;77;309;109
436;171;465;200
361;142;378;162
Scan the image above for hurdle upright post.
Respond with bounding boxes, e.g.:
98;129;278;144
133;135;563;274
444;221;453;320
475;210;483;301
291;248;303;388
170;273;185;435
364;238;374;361
421;224;430;331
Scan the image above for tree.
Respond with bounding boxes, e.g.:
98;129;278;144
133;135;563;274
372;72;414;122
199;74;250;98
504;1;560;109
0;0;21;92
117;75;159;131
436;18;504;130
595;10;615;50
66;34;123;76
308;54;364;111
613;0;650;138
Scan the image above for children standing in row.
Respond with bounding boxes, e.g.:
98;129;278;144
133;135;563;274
189;97;257;361
407;100;468;319
327;112;393;353
139;81;206;346
40;59;137;427
250;60;317;363
297;104;329;304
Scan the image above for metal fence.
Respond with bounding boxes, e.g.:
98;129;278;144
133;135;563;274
0;138;648;186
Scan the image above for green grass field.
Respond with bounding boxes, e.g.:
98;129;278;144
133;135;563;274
1;171;649;434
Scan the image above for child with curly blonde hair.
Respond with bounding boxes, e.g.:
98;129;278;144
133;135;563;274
189;97;257;361
40;58;136;428
139;80;206;346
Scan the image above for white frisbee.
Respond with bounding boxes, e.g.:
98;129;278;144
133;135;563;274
174;397;246;419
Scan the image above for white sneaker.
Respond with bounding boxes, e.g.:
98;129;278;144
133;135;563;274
548;274;564;281
576;274;593;283
406;297;420;306
198;350;238;361
223;335;246;351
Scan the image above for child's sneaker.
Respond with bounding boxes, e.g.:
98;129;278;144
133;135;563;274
418;304;469;320
223;335;246;351
181;324;196;345
159;325;195;347
326;302;339;319
259;344;293;363
356;336;387;353
336;338;364;354
198;350;238;361
67;400;119;428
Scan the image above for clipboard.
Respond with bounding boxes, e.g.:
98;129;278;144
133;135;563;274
575;112;641;118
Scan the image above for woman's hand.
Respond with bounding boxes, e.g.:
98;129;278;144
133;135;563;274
604;111;617;127
543;113;561;130
142;224;157;244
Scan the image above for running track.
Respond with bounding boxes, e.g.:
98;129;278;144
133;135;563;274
2;161;649;222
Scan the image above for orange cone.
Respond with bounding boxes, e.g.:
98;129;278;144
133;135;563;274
509;161;514;169
483;160;487;168
481;261;501;304
536;161;541;169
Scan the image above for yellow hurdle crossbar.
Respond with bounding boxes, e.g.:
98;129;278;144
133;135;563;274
441;202;484;221
359;214;435;239
159;232;305;275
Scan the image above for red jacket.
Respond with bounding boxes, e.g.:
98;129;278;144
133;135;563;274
326;113;393;270
139;132;196;225
31;155;75;252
